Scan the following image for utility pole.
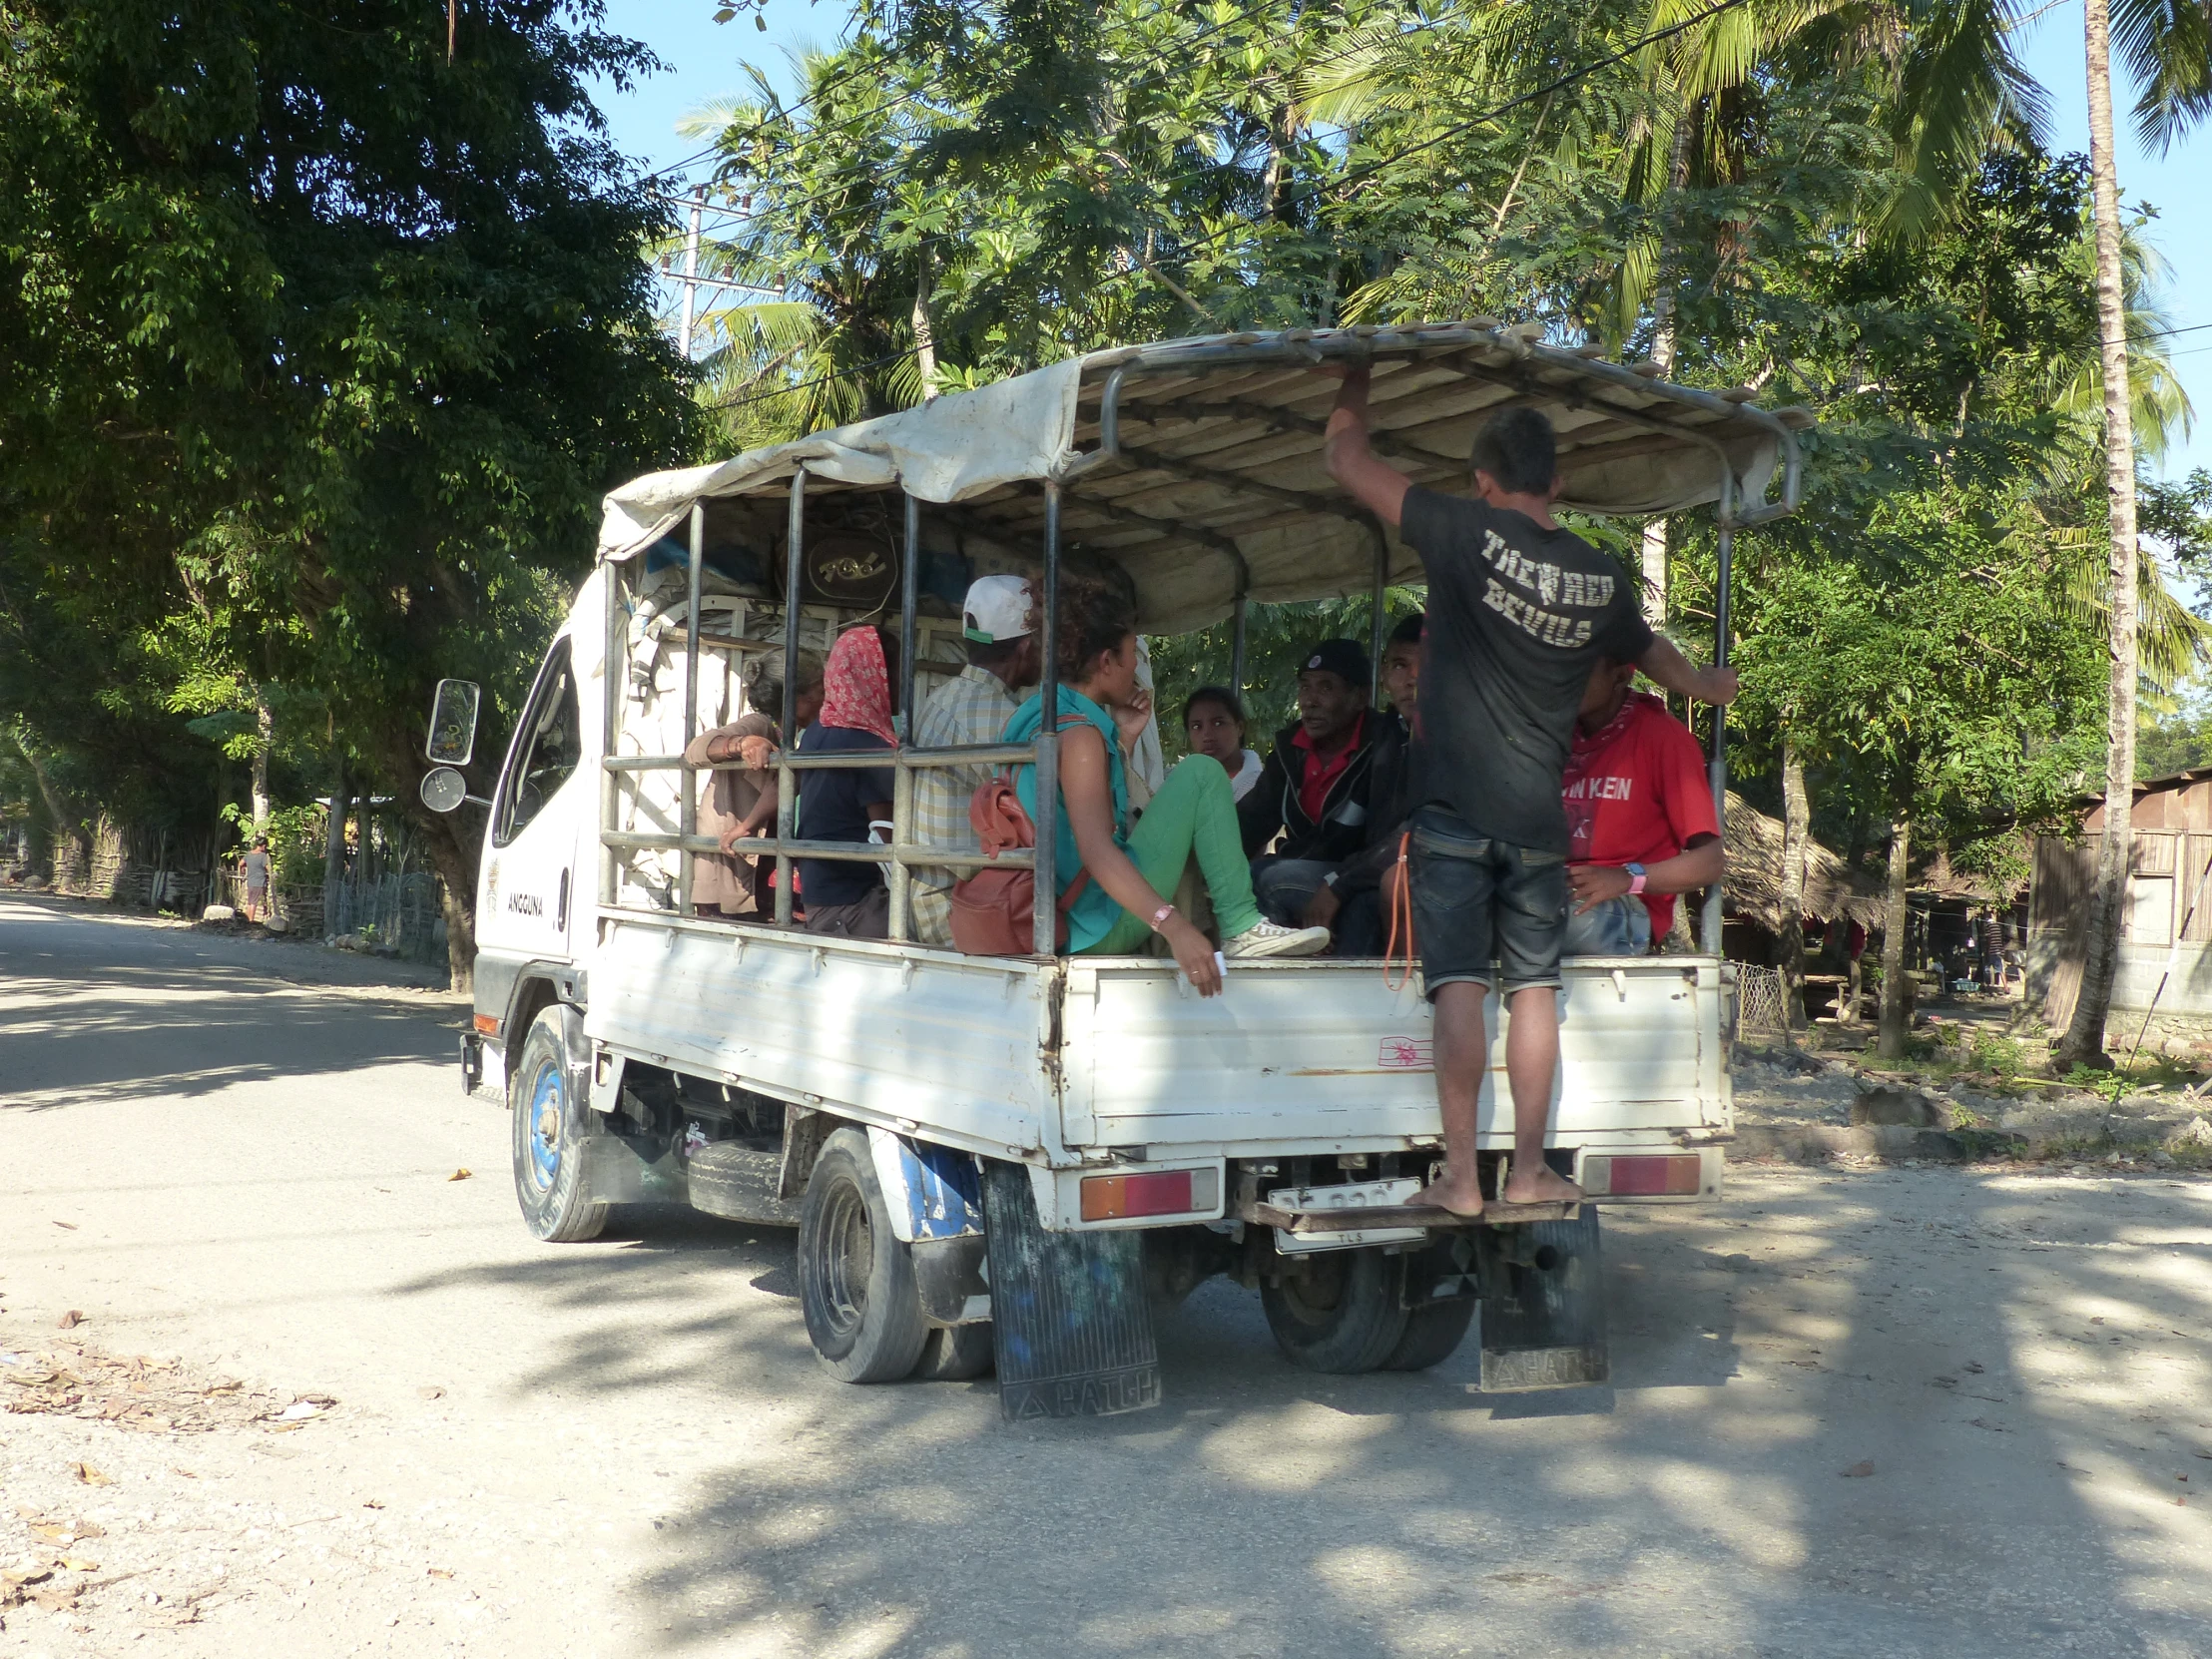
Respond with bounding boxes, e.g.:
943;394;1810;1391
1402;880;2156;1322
678;187;704;361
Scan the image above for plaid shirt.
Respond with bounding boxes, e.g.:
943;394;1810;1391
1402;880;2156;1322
909;665;1021;946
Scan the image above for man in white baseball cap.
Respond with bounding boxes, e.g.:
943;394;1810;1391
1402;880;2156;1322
910;574;1042;945
961;573;1034;646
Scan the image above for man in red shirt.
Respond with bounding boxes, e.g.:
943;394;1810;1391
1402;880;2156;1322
1561;657;1725;954
1237;637;1380;929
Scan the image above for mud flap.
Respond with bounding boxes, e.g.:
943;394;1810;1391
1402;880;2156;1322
1474;1207;1609;1392
980;1160;1161;1421
579;1132;687;1205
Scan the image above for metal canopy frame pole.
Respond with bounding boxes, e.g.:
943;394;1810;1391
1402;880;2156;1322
889;492;921;942
1368;528;1388;707
678;503;705;915
1700;469;1739;956
1230;596;1248;700
776;471;806;926
1033;482;1062;957
600;560;624;910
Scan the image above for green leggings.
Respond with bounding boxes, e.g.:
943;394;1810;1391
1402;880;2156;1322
1080;757;1263;953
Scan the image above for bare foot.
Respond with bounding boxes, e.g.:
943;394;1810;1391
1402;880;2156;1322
1407;1173;1485;1219
1501;1165;1584;1206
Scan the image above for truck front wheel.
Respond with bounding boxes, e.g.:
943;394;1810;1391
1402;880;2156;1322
798;1129;930;1382
1261;1247;1409;1374
509;1003;608;1244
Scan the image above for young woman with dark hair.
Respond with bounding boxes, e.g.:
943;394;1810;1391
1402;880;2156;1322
1003;581;1328;994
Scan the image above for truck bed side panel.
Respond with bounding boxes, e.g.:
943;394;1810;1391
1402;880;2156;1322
586;919;1056;1156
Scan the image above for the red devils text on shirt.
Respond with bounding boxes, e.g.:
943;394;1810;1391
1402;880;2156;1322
1560;692;1719;937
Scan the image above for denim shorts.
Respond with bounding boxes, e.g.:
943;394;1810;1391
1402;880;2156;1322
1407;807;1568;995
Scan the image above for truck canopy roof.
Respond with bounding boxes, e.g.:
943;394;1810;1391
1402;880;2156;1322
598;321;1811;635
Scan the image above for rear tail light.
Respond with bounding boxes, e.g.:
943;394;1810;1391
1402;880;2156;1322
1582;1154;1702;1197
1080;1166;1220;1222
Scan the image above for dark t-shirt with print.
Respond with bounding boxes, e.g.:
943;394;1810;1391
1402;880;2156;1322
1398;486;1654;853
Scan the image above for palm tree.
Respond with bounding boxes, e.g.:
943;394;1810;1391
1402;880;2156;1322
2056;0;2211;1068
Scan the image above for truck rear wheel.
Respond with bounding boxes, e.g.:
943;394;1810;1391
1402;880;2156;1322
1383;1297;1476;1371
1261;1247;1409;1374
798;1128;930;1382
509;1004;608;1244
911;1323;994;1382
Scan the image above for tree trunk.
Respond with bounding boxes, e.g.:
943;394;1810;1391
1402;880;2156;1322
420;813;478;995
12;728;74;866
251;686;274;829
1780;741;1810;1034
1636;120;1693;631
911;248;937;402
1878;814;1912;1059
2057;0;2142;1072
323;757;349;940
368;729;477;992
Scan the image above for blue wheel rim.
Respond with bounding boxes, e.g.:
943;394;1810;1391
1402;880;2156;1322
526;1062;563;1194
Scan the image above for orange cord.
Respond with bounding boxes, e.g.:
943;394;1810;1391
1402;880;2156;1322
1382;830;1414;991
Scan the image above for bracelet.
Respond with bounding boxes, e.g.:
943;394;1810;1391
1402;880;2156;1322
1149;903;1176;932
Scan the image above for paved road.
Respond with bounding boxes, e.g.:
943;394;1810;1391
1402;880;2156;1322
3;893;2211;1658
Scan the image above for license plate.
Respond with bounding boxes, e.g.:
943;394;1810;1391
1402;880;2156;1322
1269;1176;1429;1255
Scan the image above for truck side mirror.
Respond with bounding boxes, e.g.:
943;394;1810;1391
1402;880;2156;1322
420;767;469;815
425;679;481;767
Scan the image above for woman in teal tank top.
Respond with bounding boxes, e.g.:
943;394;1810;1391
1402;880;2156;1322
1004;580;1330;992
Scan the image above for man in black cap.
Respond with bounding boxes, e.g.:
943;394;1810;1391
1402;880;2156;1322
1236;637;1379;935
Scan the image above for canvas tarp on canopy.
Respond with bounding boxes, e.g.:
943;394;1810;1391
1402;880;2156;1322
599;322;1810;636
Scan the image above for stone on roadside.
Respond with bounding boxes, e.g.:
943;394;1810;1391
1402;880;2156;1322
1851;1086;1946;1128
202;904;236;922
2166;1116;2212;1152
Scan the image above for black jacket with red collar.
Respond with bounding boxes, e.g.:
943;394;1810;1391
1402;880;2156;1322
1236;715;1381;864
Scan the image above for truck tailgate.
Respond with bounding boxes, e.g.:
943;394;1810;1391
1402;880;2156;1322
1059;957;1729;1153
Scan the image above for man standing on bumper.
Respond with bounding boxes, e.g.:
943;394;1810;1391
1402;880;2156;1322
1325;370;1737;1214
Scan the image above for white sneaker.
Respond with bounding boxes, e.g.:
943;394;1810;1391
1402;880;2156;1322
1224;918;1333;958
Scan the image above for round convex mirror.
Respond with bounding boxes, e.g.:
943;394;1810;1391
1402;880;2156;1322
420;766;469;815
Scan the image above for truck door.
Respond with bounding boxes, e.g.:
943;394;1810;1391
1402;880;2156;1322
482;637;585;962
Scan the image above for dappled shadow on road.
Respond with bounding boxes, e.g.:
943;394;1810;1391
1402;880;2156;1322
387;1170;2212;1658
0;901;456;1113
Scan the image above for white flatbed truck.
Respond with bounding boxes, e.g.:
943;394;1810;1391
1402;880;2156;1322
423;322;1806;1418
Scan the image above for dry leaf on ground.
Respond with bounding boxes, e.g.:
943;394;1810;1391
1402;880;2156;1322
448;1168;472;1182
56;1310;81;1330
1841;1459;1876;1477
71;1461;111;1485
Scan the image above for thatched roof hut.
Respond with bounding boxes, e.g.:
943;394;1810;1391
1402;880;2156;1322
1721;793;1888;931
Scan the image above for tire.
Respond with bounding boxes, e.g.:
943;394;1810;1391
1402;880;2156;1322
1261;1247;1410;1374
1383;1297;1476;1371
911;1323;995;1382
797;1128;931;1383
509;1003;608;1244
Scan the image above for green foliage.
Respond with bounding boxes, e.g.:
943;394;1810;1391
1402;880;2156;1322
1969;1030;2024;1078
0;0;696;956
2064;1062;2133;1103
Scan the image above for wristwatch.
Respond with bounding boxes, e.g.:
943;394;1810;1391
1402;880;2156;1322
1624;861;1648;896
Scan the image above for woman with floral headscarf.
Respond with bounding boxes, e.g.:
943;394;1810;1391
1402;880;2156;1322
792;625;902;937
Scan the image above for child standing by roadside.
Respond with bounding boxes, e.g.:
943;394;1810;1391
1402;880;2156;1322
241;835;272;921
